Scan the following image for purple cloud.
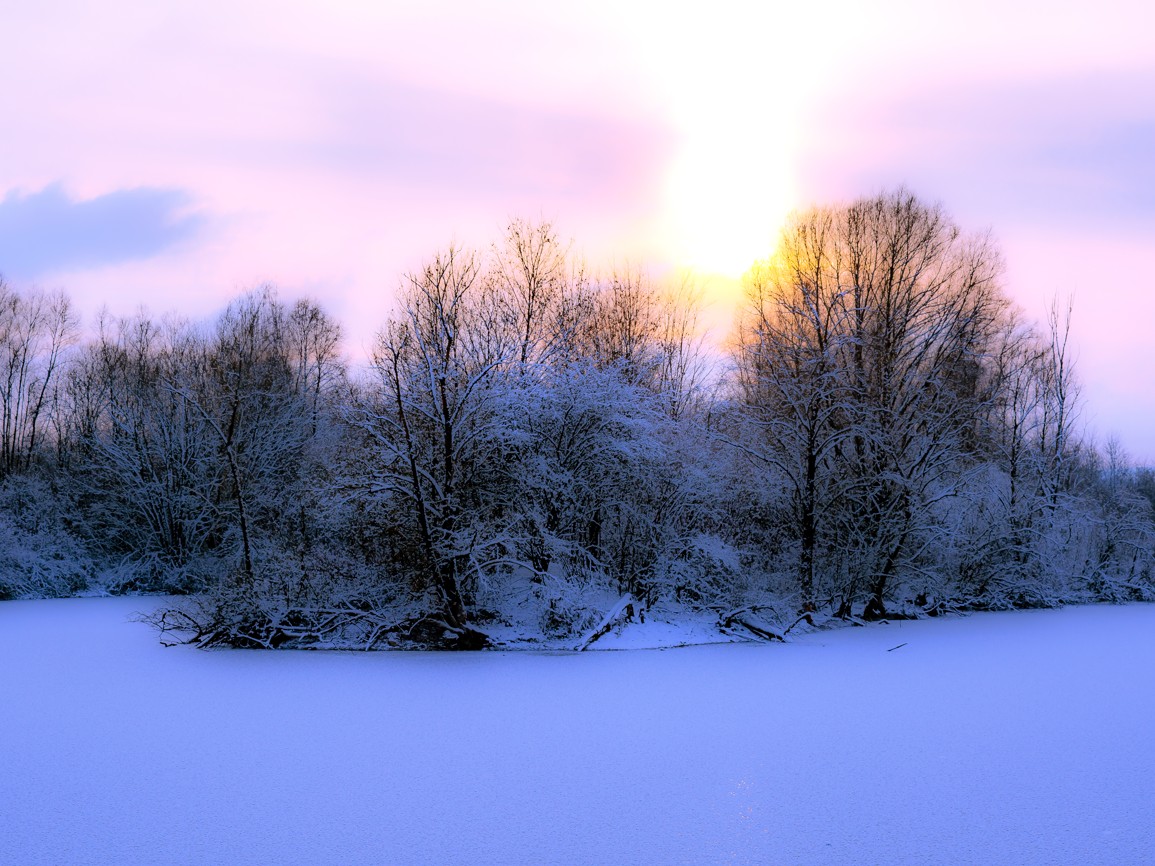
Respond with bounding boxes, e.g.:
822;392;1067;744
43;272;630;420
0;184;205;279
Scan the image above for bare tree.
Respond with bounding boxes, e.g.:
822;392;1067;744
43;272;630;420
0;280;77;476
70;312;222;588
71;289;343;595
735;210;855;610
653;273;712;421
490;218;571;367
733;190;1009;617
580;264;662;381
359;247;511;643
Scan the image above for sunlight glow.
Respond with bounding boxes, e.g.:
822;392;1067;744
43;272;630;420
664;126;794;279
634;5;805;279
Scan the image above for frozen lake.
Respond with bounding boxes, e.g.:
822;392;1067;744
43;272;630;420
2;598;1153;864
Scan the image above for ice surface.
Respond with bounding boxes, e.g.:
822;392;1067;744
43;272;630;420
2;598;1153;865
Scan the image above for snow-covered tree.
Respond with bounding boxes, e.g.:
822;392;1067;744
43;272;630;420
733;190;1009;617
0;280;76;477
352;247;512;644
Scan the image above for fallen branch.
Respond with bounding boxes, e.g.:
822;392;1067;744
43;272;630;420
719;607;786;642
575;595;641;651
783;611;828;635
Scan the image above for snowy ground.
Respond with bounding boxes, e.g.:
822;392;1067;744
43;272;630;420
2;599;1153;865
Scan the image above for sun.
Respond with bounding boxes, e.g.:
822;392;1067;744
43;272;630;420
664;134;793;279
613;1;818;282
647;33;797;280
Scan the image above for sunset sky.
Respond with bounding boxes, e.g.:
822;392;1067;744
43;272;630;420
1;0;1152;457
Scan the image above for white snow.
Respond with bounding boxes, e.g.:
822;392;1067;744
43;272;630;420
2;598;1153;865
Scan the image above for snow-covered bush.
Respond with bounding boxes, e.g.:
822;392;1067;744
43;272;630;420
0;475;91;599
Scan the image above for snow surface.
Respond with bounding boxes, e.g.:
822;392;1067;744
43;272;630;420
2;599;1153;865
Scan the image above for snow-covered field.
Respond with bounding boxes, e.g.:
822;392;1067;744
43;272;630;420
2;599;1153;865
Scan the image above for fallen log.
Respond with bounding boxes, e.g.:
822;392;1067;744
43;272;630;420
575;595;641;651
719;607;786;642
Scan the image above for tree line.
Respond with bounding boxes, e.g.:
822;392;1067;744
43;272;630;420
2;190;1153;647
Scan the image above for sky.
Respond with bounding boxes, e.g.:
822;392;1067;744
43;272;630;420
0;0;1152;458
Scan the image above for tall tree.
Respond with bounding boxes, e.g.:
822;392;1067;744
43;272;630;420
359;247;511;642
0;280;76;477
735;189;1008;616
